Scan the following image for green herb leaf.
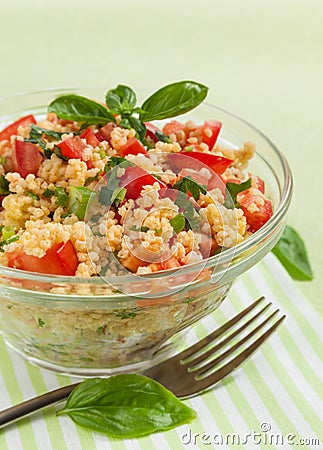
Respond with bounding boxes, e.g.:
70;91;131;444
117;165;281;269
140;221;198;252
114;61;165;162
155;130;172;143
173;176;207;201
28;124;66;141
105;85;137;115
104;156;127;173
272;225;314;281
57;374;196;438
24;190;40;201
224;178;252;209
170;213;186;233
140;81;208;121
129;225;149;232
53;145;69;161
99;160;134;205
128;116;146;141
42;188;54;198
48;94;115;125
110;187;126;207
38;318;45;327
54;187;69;207
68;186;95;220
0;174;10;195
0;234;19;252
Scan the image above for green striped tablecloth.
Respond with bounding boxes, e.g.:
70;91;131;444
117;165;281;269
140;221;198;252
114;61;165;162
0;253;322;450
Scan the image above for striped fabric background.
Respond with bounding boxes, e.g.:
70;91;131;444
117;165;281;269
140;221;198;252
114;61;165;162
0;253;322;450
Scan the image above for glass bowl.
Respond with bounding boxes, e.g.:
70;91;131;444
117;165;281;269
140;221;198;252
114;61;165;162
0;88;293;377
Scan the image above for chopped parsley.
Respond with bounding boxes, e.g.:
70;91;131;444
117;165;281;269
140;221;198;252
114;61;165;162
24;190;40;201
0;174;10;195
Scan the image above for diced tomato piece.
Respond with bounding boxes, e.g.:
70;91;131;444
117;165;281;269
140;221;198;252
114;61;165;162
238;188;273;232
119;137;147;157
56;135;93;169
80;127;100;148
169;151;232;175
120;253;147;273
149;256;181;272
0;114;36;142
119;166;166;200
251;175;265;194
56;135;84;159
162;120;184;136
144;122;161;143
200;120;222;150
96;123;116;142
7;240;78;276
12;140;43;178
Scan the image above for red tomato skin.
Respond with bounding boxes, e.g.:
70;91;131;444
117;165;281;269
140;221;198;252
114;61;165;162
7;240;78;276
56;136;84;159
200;120;222;149
170;151;232;175
96;123;116;142
0;115;36;141
162;120;184;136
119;137;147;157
80;128;100;148
144;122;160;142
252;175;265;194
12;140;43;178
119;166;166;200
238;189;273;232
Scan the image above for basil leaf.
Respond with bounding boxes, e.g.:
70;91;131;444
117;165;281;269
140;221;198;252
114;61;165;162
140;81;208;121
28;124;66;141
128;116;146;141
57;374;196;438
272;225;314;281
173;176;207;201
105;85;137;115
104;156;127;173
170;213;186;233
48;94;115;125
224;178;252;209
0;174;10;195
155;130;172;143
99;160;133;206
68;186;95;220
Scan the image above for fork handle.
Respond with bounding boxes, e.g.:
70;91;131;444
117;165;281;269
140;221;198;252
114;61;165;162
0;382;80;428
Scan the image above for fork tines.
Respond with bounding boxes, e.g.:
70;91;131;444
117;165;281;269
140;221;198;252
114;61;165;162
147;296;286;398
180;296;285;394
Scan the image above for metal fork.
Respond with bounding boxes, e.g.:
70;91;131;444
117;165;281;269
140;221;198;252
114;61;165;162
0;296;285;428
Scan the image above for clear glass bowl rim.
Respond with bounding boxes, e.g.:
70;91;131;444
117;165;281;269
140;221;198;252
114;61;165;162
0;88;293;287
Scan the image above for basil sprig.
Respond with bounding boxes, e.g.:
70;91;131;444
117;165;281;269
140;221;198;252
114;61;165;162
272;225;313;281
140;80;208;121
47;81;208;142
57;374;196;438
48;94;115;125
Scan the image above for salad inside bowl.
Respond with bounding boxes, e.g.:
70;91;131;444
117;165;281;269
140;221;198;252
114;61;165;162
0;82;292;376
